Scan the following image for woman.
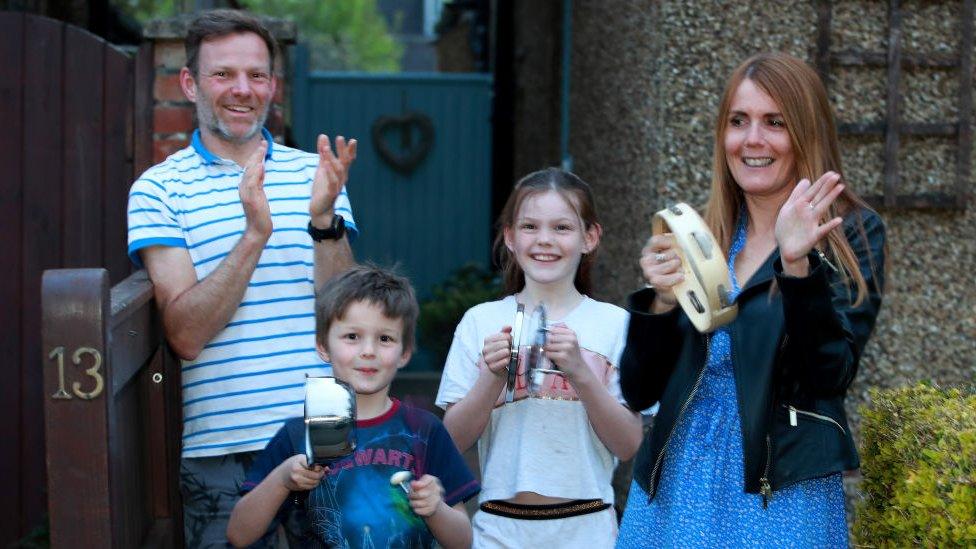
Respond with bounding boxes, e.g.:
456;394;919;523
616;52;885;547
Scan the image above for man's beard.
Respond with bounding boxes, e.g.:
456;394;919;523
195;95;269;145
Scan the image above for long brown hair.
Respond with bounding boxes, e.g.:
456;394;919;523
704;52;880;305
493;168;601;295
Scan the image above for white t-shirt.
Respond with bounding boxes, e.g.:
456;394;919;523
435;295;629;504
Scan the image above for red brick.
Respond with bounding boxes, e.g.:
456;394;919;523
154;41;186;71
154;105;194;135
153;137;189;164
154;72;186;102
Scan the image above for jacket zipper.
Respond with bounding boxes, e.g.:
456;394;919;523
649;333;710;497
786;405;847;434
758;331;796;508
816;248;839;273
759;434;772;509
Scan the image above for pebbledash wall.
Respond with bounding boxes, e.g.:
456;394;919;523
511;0;975;503
142;16;295;164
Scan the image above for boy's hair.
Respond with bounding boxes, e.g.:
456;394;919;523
315;265;419;353
185;9;277;77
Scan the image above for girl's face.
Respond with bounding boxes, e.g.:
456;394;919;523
724;78;797;200
503;190;598;290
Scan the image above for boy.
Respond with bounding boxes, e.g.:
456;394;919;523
227;266;479;548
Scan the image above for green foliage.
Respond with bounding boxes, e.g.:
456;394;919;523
114;0;180;23
11;514;49;548
418;264;501;368
855;383;976;547
113;0;401;72
241;0;402;72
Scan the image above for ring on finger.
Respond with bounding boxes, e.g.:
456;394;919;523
655;252;668;263
808;202;816;211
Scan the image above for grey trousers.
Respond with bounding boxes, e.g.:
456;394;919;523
180;452;280;548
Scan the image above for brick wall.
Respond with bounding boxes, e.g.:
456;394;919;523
143;15;296;164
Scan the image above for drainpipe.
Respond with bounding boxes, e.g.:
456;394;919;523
560;0;573;171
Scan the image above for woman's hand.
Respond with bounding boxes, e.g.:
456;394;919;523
639;233;683;312
543;323;589;381
480;326;513;377
775;171;845;276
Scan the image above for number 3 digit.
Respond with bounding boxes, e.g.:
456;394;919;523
71;347;104;400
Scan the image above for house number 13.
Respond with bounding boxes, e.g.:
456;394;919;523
48;346;105;400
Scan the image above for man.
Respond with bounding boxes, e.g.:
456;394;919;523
126;9;358;546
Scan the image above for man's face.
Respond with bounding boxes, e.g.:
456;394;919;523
181;32;276;145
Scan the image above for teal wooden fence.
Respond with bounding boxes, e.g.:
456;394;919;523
293;56;493;293
292;51;494;369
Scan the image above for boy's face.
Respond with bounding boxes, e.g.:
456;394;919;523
317;300;411;398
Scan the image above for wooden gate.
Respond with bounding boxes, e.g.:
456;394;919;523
0;12;153;543
42;269;182;547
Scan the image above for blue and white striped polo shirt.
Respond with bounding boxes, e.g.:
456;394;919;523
127;128;358;458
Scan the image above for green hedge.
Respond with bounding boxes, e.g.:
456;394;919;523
855;383;976;546
418;264;501;368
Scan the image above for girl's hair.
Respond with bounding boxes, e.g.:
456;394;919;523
704;52;880;305
492;168;600;295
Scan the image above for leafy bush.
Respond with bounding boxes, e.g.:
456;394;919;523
855;383;976;546
418;264;501;369
118;0;403;72
242;0;402;72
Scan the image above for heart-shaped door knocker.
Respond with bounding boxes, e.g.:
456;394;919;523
371;112;435;174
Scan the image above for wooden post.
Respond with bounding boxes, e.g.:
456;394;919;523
41;269;112;546
42;268;182;547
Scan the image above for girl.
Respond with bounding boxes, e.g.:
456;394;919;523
616;52;885;547
435;169;643;548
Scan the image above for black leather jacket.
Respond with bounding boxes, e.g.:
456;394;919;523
621;208;885;503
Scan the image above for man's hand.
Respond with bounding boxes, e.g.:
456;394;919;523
276;454;326;492
240;140;272;241
310;134;358;227
408;474;447;518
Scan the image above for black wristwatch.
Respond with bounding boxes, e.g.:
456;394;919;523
307;214;346;242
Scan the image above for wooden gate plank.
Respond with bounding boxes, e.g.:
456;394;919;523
63;26;105;267
41;269;113;547
0;11;25;541
103;44;134;284
113;368;150;547
133;43;155;177
20;14;65;538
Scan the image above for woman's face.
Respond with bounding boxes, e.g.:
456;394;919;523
723;78;797;200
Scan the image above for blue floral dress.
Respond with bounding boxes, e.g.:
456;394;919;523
616;219;848;548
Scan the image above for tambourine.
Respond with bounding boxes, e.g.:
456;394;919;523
523;303;559;395
304;376;357;466
506;303;554;401
652;202;737;333
505;304;526;402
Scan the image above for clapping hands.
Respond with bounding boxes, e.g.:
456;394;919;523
775;171;845;276
310;134;358;226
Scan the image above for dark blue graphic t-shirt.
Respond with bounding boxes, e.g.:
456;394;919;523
243;399;480;548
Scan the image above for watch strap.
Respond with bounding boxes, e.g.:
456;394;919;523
307;214;346;242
